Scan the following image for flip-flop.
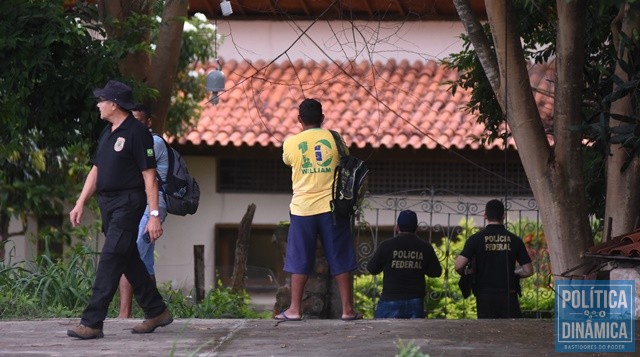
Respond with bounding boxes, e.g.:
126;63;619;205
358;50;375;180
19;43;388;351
274;311;302;322
341;312;363;321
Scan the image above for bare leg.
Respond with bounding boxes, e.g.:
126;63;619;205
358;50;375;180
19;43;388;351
118;275;133;319
335;272;357;319
278;273;307;319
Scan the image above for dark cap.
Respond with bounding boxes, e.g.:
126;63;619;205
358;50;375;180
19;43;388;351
93;80;136;111
397;210;418;232
133;103;152;118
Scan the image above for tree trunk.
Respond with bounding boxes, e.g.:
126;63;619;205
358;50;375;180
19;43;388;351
100;0;186;134
604;2;640;238
230;203;257;293
0;213;9;261
452;0;503;109
99;0;152;82
455;0;593;277
148;0;188;134
545;0;593;275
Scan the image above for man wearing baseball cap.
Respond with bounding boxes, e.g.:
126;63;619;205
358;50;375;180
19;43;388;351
67;80;172;339
367;210;442;318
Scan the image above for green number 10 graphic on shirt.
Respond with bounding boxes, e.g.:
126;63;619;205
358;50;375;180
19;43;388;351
297;139;334;172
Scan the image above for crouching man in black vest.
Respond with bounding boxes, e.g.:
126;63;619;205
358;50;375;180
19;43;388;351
367;210;442;318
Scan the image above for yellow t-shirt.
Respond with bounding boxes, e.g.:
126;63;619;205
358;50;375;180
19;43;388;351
282;128;348;216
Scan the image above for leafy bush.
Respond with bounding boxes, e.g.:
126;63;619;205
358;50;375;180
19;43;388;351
0;244;97;318
159;281;269;319
0;243;268;319
424;227;477;319
354;274;381;319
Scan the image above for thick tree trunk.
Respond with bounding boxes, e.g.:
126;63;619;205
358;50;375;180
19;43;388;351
99;0;152;82
604;2;640;238
547;0;593;273
455;0;593;277
148;0;188;134
100;0;186;134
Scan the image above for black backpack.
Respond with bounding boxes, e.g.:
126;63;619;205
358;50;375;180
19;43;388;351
329;130;369;218
154;134;200;216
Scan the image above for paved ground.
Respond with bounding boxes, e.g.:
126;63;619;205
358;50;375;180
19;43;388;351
0;318;638;356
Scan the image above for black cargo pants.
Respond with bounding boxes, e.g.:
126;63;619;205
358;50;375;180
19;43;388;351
81;190;166;329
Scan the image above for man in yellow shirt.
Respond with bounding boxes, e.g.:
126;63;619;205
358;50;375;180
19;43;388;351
277;98;361;321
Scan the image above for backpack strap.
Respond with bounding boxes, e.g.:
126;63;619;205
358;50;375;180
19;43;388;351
329;130;346;225
152;133;174;190
329;130;347;158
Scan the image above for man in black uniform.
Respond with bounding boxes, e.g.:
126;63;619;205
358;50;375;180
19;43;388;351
67;80;172;339
367;210;442;318
455;199;533;318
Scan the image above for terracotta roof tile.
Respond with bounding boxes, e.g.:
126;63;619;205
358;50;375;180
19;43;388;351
186;59;555;150
589;229;640;257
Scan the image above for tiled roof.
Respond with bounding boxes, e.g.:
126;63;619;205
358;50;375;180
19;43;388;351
589;229;640;257
181;59;555;150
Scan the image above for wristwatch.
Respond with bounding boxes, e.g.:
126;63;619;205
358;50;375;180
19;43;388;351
150;210;160;217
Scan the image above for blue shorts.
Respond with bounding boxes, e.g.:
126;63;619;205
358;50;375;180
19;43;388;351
284;212;357;276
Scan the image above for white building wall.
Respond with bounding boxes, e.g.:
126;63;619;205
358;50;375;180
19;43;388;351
156;156;293;291
216;20;466;63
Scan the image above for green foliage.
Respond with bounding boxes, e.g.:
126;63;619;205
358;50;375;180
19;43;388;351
0;242;268;319
354;274;381;319
424;222;477;319
159;281;268;319
0;244;98;318
395;340;429;357
443;1;621;219
0;0;115;224
0;1;219;260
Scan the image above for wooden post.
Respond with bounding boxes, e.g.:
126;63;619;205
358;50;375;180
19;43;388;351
230;203;256;293
605;217;613;242
194;245;204;303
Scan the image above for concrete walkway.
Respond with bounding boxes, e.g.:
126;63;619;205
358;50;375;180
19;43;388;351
0;318;636;356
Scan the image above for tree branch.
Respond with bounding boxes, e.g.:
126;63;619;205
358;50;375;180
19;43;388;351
452;0;503;109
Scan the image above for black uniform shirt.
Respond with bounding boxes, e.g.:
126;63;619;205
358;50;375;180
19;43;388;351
459;224;532;293
367;233;442;301
92;115;156;193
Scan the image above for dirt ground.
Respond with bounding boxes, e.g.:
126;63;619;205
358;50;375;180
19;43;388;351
0;318;638;356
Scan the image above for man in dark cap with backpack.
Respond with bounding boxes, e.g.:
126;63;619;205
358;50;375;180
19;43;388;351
68;80;172;339
367;210;442;318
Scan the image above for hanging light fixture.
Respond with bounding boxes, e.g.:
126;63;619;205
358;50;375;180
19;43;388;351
205;66;225;105
205;15;225;105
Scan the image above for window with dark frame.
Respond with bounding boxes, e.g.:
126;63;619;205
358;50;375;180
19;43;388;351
217;158;532;196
